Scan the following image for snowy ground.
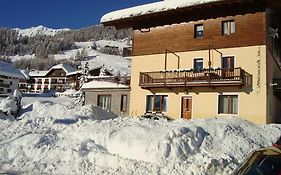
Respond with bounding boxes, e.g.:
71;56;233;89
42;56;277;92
0;97;281;175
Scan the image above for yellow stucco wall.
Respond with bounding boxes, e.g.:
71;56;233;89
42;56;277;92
129;45;268;124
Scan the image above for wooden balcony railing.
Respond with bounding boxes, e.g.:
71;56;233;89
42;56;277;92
139;67;247;88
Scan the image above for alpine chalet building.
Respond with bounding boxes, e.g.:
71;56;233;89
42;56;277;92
101;0;281;124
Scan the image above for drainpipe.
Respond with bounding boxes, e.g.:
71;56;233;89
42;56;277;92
164;49;168;87
209;45;211;86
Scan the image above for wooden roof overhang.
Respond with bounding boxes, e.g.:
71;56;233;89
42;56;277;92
102;0;268;30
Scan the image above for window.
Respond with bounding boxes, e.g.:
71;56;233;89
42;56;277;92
120;95;128;112
194;58;204;70
146;95;168;113
222;20;235;35
218;95;238;114
222;56;234;69
98;95;111;111
194;24;204;38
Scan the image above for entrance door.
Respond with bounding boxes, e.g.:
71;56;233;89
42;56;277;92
181;96;192;119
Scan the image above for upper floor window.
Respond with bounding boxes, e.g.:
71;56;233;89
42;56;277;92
194;24;204;38
194;58;203;70
222;20;235;35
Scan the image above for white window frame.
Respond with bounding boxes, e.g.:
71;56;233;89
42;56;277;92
222;20;236;35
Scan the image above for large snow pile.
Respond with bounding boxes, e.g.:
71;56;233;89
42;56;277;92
0;95;18;116
0;99;281;174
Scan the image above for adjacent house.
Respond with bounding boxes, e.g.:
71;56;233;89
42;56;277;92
81;80;130;116
101;0;281;124
20;64;78;93
0;61;25;95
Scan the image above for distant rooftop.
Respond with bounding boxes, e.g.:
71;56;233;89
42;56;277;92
0;61;24;79
81;80;129;89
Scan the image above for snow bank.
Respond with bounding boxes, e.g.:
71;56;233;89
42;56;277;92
0;99;281;175
0;95;18;116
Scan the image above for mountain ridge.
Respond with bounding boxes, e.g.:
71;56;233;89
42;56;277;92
13;25;71;37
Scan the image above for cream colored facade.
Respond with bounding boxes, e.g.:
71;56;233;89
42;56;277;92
129;45;276;124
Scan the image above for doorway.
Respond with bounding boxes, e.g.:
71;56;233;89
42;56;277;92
181;96;192;119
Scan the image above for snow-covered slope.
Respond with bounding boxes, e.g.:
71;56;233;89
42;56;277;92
14;25;70;37
0;97;281;175
9;39;131;76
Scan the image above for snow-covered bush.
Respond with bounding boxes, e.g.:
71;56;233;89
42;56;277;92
0;95;19;116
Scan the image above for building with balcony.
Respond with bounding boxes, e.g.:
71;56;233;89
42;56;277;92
21;64;78;93
0;61;24;95
101;0;281;124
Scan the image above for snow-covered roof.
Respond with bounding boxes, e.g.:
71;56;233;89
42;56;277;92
20;70;30;79
0;61;25;79
81;80;129;90
101;0;222;23
29;70;48;77
28;64;77;77
51;64;77;74
66;70;82;76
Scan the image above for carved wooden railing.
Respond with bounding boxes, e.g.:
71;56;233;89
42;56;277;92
139;67;246;88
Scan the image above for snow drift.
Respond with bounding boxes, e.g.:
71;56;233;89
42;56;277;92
0;99;281;175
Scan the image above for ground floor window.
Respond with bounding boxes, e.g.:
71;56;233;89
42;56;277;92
98;95;111;111
120;95;127;112
218;95;238;114
146;95;168;113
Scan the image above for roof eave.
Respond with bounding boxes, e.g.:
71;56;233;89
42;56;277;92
101;0;268;30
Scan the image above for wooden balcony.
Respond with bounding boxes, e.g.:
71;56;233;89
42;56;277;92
139;67;247;88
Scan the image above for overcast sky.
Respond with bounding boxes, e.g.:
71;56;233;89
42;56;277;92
0;0;159;29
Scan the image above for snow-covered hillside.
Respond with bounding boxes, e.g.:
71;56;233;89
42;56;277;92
0;97;281;175
14;25;70;37
9;39;131;76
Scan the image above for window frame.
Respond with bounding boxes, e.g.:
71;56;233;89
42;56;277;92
146;95;168;113
120;94;128;112
193;58;204;70
222;20;236;36
97;94;112;111
217;94;239;115
194;24;204;38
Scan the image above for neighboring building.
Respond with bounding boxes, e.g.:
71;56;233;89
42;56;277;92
81;80;130;116
21;64;78;93
0;61;24;95
122;46;132;58
19;69;31;93
101;0;281;124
